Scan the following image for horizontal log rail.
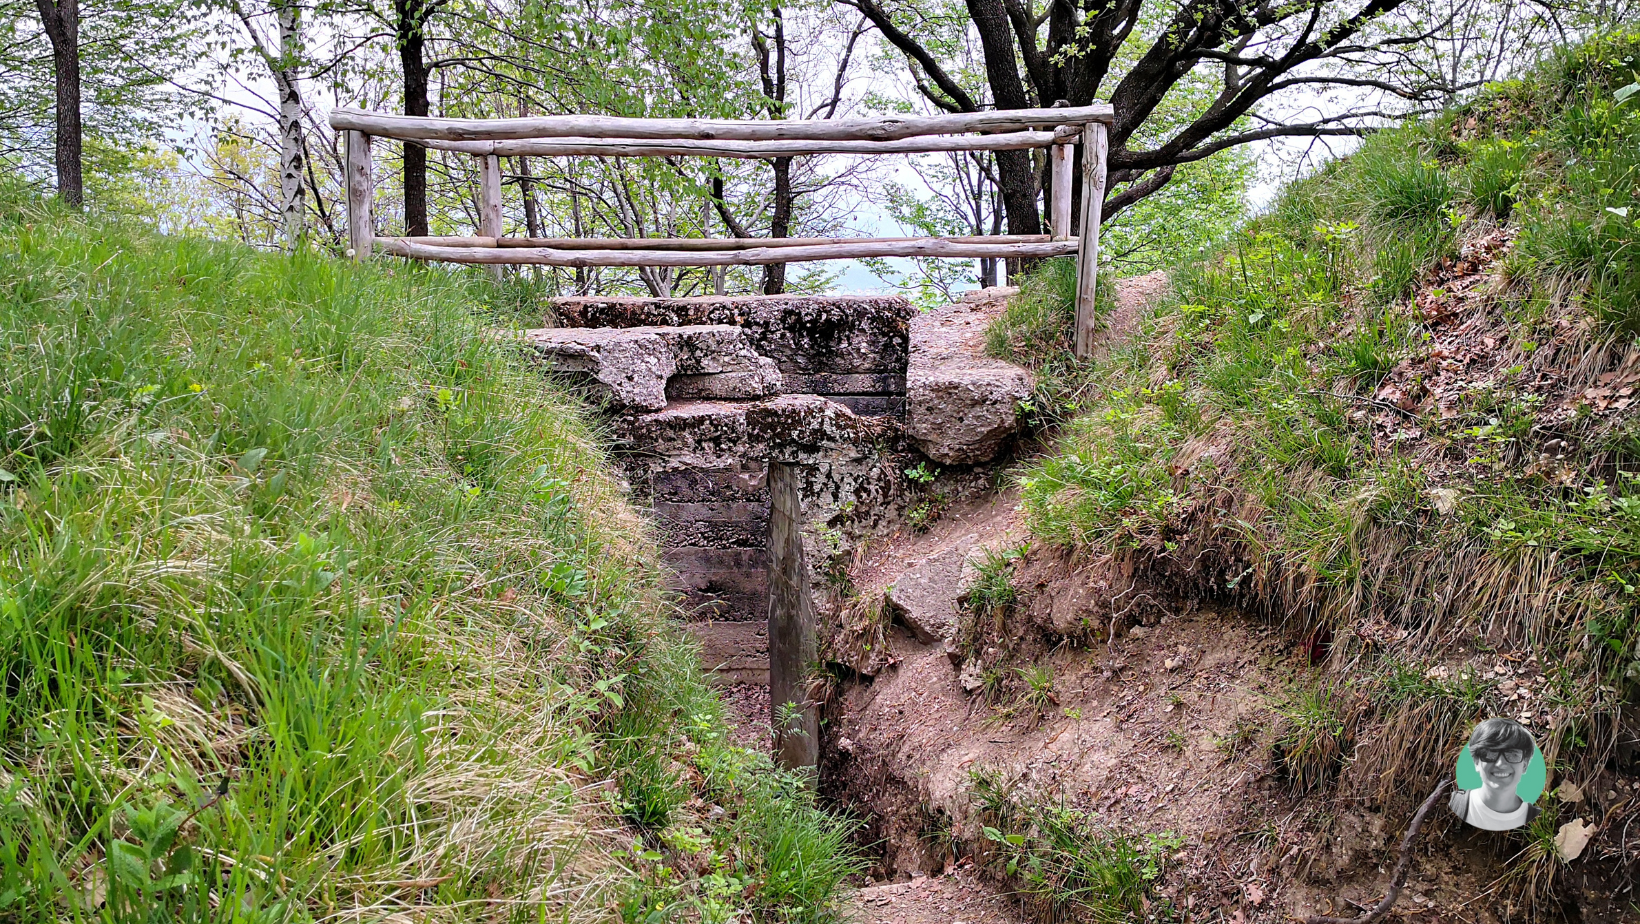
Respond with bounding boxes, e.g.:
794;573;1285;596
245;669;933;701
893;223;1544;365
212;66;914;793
382;233;1055;251
334;104;1109;358
330;104;1111;143
416;127;1077;159
376;236;1079;267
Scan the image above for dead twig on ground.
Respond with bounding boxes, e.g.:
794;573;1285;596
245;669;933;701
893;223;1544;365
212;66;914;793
1305;776;1453;924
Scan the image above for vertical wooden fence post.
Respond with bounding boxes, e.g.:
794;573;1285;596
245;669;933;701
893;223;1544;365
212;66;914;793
1074;122;1108;359
1050;137;1074;241
767;461;819;773
477;152;504;280
345;131;374;260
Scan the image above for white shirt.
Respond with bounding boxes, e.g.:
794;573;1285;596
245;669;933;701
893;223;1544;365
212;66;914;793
1466;787;1528;831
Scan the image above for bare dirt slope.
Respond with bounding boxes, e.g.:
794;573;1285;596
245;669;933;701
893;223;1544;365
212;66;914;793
824;269;1630;922
847;867;1028;924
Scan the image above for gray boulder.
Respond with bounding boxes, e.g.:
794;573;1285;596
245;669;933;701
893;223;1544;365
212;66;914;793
904;290;1033;464
522;324;780;412
884;534;980;645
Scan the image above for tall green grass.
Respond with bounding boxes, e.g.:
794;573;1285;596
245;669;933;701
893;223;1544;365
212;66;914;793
0;188;856;922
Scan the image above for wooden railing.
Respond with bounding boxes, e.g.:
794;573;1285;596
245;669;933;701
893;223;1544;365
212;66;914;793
329;104;1113;357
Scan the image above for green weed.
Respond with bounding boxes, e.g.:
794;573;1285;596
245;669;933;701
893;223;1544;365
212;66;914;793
970;768;1180;922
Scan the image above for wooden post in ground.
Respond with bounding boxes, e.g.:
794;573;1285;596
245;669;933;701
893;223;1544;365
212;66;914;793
767;461;819;772
1050;138;1074;241
345;131;374;259
477;153;504;281
1074;122;1108;359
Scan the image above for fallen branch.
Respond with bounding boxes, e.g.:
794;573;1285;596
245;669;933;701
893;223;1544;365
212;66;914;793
1306;776;1454;924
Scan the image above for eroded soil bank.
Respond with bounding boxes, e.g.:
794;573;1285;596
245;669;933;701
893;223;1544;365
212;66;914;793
809;271;1635;923
820;483;1634;922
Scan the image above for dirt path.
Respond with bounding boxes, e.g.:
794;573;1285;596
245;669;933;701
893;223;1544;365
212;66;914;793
844;868;1027;924
720;274;1175;919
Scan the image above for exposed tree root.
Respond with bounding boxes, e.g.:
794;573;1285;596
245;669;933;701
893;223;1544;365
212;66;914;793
1306;777;1454;924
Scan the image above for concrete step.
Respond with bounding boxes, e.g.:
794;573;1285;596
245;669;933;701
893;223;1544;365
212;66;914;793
682;620;769;685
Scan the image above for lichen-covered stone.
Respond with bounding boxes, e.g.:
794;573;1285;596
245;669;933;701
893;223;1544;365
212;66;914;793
904;292;1033;464
522;326;675;411
551;295;915;378
614;394;890;470
522;324;780;411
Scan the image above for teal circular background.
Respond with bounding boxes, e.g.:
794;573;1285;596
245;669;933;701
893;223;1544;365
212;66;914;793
1455;744;1546;803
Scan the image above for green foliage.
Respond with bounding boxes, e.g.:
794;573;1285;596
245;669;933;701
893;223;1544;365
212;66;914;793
971;769;1180;923
1269;681;1351;794
985;256;1079;364
624;743;863;924
964;545;1023;619
0;186;856;921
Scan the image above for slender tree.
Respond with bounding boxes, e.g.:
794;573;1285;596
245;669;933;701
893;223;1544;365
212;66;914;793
227;0;307;248
33;0;80;205
393;0;441;236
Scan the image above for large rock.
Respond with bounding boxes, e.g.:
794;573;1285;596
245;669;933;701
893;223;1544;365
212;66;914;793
905;289;1033;464
522;324;780;412
613;394;890;469
884;535;981;645
551;295;915;414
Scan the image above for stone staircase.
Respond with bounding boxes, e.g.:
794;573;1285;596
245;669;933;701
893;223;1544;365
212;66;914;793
519;290;1035;688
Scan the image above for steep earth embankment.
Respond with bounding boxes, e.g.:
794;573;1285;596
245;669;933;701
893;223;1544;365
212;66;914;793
831;35;1640;924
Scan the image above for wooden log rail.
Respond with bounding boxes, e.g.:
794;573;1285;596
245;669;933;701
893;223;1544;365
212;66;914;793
330;104;1111;359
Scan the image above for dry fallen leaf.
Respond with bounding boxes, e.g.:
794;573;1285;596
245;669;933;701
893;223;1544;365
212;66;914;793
1428;487;1461;515
1556;780;1583;803
1245;882;1266;906
1554;818;1597;861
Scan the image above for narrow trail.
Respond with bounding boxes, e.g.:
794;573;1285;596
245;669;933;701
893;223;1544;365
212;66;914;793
711;275;1171;923
848;867;1028;924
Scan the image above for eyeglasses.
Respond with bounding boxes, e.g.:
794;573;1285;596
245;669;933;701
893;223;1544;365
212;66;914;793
1473;748;1528;764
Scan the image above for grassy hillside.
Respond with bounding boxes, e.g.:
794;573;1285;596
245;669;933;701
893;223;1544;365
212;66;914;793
0;188;855;922
992;31;1640;911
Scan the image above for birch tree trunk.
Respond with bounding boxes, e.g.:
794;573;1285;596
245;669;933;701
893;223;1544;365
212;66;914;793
273;0;305;249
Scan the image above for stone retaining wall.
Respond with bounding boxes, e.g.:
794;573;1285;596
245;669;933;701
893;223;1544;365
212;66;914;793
534;290;1031;686
552;295;914;416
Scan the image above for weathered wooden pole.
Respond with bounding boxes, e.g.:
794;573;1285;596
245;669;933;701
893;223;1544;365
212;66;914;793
477;153;504;281
345;131;374;259
1074;122;1108;359
1050;138;1074;241
767;462;818;772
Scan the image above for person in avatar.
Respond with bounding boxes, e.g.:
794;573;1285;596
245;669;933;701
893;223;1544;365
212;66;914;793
1449;717;1539;831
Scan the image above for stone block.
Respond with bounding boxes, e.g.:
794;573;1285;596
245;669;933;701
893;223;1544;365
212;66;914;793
521;324;780;411
780;372;907;396
667;371;782;400
551;295;915;375
646;466;767;504
829;395;905;417
683;621;769;684
614;395;890;470
883;535;980;644
904;296;1033;464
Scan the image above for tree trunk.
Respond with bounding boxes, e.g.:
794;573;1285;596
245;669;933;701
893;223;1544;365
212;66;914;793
396;0;431;237
518;155;542;282
35;0;81;207
964;0;1041;278
273;0;305;248
762;155;792;295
